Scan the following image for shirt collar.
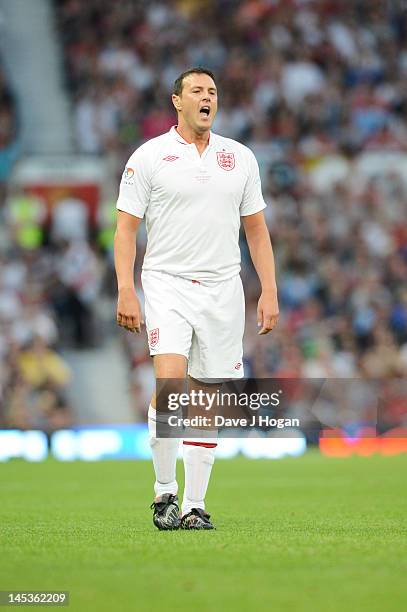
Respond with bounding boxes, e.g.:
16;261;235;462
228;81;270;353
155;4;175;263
169;125;215;147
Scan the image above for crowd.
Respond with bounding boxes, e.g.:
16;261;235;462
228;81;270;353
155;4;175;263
55;0;407;404
56;0;407;165
0;244;72;431
0;0;406;429
0;184;121;427
1;55;111;429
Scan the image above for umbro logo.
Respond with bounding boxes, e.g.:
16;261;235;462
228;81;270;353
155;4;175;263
163;155;179;162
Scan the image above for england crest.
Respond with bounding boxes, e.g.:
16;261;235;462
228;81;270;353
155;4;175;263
149;328;159;348
216;151;235;171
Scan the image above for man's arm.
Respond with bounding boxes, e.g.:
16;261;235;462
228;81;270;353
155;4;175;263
114;210;144;333
242;210;279;335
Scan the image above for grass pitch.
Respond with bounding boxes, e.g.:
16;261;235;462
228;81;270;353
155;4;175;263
0;452;406;612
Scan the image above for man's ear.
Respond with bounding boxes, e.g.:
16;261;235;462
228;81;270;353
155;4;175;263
172;93;181;112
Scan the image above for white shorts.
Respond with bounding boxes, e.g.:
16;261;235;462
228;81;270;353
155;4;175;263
141;270;245;379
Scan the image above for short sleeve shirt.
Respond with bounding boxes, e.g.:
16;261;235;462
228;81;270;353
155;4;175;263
116;126;266;282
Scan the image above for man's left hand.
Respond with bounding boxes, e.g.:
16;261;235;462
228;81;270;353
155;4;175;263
257;290;279;335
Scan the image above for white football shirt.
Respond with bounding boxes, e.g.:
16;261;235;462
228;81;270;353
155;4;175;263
116;126;266;282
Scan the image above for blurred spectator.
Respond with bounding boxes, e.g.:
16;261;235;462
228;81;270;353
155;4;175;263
0;66;19;206
51;239;104;348
5;190;46;250
18;335;72;389
51;196;89;243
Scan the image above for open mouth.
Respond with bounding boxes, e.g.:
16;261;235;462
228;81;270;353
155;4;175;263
200;106;210;116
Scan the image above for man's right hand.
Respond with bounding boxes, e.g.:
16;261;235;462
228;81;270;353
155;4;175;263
117;288;144;333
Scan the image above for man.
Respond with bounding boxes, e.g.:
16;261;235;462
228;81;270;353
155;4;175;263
114;67;279;530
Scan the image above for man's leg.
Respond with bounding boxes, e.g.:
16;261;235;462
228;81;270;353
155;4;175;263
149;353;186;530
181;275;245;529
181;378;219;530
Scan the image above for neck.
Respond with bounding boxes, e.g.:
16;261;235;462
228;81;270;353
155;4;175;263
176;122;210;147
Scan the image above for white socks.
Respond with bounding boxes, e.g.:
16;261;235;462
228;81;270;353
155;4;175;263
182;438;217;516
148;405;179;498
148;405;217;513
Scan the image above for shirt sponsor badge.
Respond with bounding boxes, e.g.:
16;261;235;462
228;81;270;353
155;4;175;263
122;167;135;185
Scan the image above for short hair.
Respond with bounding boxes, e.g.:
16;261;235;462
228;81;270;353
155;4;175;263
173;67;216;96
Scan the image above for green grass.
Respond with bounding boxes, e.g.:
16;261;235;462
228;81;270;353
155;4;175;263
0;453;406;612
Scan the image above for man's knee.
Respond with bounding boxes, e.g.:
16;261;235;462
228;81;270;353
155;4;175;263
153;353;187;378
153;353;188;411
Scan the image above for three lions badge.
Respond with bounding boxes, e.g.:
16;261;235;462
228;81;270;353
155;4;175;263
216;152;235;171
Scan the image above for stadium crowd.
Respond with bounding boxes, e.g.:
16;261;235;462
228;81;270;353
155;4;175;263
56;0;407;162
0;239;80;431
55;0;407;395
0;0;406;427
1;66;64;431
0;66;101;428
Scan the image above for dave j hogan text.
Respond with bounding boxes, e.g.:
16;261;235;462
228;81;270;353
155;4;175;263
167;415;300;429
